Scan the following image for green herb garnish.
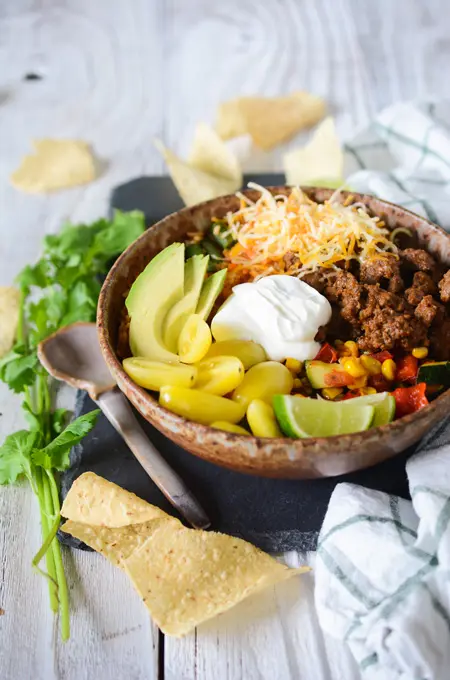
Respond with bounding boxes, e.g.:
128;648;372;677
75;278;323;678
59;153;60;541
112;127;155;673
0;210;145;640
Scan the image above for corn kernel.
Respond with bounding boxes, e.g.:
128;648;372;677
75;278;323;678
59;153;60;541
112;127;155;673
381;358;396;381
342;357;367;378
412;347;428;359
286;358;303;373
321;387;343;400
359;386;377;395
293;393;306;398
348;376;368;389
293;378;303;389
344;340;359;357
360;354;382;375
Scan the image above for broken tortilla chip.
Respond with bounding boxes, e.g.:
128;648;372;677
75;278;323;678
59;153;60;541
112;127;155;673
60;472;308;637
155;139;239;206
61;518;178;568
189;122;242;183
123;522;307;636
216;92;326;150
10;139;97;193
284;117;344;186
61;472;170;527
0;287;20;358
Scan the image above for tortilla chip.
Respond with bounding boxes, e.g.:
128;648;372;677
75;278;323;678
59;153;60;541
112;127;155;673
10;139;97;193
0;287;20;358
155;140;238;207
189;123;242;183
61;473;309;637
123;522;308;636
283;117;344;186
61;518;178;568
61;472;171;527
216;92;326;150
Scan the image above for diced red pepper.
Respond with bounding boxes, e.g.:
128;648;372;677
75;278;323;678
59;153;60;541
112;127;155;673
395;355;418;383
392;383;429;418
340;390;361;400
369;373;391;392
371;350;394;363
324;370;354;387
314;343;338;364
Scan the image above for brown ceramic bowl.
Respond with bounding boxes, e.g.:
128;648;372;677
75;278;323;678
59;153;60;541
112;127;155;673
97;187;450;479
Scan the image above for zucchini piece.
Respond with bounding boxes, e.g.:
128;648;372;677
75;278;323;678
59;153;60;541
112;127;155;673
209;221;235;250
417;361;450;387
305;360;352;389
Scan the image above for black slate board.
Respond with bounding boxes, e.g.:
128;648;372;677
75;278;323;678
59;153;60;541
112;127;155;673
60;174;414;553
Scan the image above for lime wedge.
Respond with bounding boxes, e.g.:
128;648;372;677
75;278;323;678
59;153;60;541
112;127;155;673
342;392;395;427
273;396;375;438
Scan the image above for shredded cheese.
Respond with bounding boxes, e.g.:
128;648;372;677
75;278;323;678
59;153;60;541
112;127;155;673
222;184;398;278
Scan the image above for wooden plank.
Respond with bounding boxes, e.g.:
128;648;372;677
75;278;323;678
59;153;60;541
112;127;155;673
2;0;450;678
0;0;164;677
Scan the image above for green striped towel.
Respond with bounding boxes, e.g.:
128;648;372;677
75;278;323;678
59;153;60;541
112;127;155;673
345;101;450;228
315;419;450;680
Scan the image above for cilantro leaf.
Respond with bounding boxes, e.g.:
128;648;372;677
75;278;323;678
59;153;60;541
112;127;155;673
0;430;37;484
51;408;69;436
16;260;52;293
87;210;146;266
0;348;39;393
32;409;100;471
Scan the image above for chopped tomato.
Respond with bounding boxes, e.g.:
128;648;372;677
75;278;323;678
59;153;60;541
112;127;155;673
371;350;394;363
392;383;429;418
324;370;354;387
314;343;338;363
395;355;418;383
369;373;391;392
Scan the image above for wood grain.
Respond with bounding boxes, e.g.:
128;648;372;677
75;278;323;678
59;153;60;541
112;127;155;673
1;0;450;678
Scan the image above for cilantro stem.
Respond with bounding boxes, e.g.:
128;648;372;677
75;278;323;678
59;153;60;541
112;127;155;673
46;469;70;641
34;468;59;612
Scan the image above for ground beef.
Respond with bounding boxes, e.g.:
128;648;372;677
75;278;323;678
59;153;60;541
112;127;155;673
324;271;361;325
431;316;450;359
430;318;450;361
438;270;450;303
358;308;428;353
360;285;406;319
283;252;300;270
404;272;437;306
302;270;326;293
355;283;427;352
360;255;403;293
401;248;436;272
414;295;445;327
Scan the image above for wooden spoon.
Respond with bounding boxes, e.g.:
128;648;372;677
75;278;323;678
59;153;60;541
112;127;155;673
38;322;210;529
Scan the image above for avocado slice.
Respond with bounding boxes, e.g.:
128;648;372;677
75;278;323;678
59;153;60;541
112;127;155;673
196;269;227;321
163;254;209;352
126;242;185;361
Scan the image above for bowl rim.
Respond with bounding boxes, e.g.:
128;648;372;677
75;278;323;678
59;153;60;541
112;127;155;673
97;186;450;458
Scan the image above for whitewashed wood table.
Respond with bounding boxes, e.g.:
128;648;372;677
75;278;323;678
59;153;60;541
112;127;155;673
1;1;450;678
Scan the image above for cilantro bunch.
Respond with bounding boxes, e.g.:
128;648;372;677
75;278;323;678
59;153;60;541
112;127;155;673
0;210;145;640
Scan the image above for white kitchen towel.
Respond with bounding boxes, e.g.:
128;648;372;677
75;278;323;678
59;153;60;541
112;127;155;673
345;101;450;229
315;418;450;680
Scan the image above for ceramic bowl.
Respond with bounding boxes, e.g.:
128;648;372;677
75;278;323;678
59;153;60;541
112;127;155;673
97;187;450;479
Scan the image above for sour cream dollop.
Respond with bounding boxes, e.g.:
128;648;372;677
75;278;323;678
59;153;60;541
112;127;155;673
211;275;332;362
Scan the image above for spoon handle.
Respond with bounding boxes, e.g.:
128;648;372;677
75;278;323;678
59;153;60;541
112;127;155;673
97;388;210;530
